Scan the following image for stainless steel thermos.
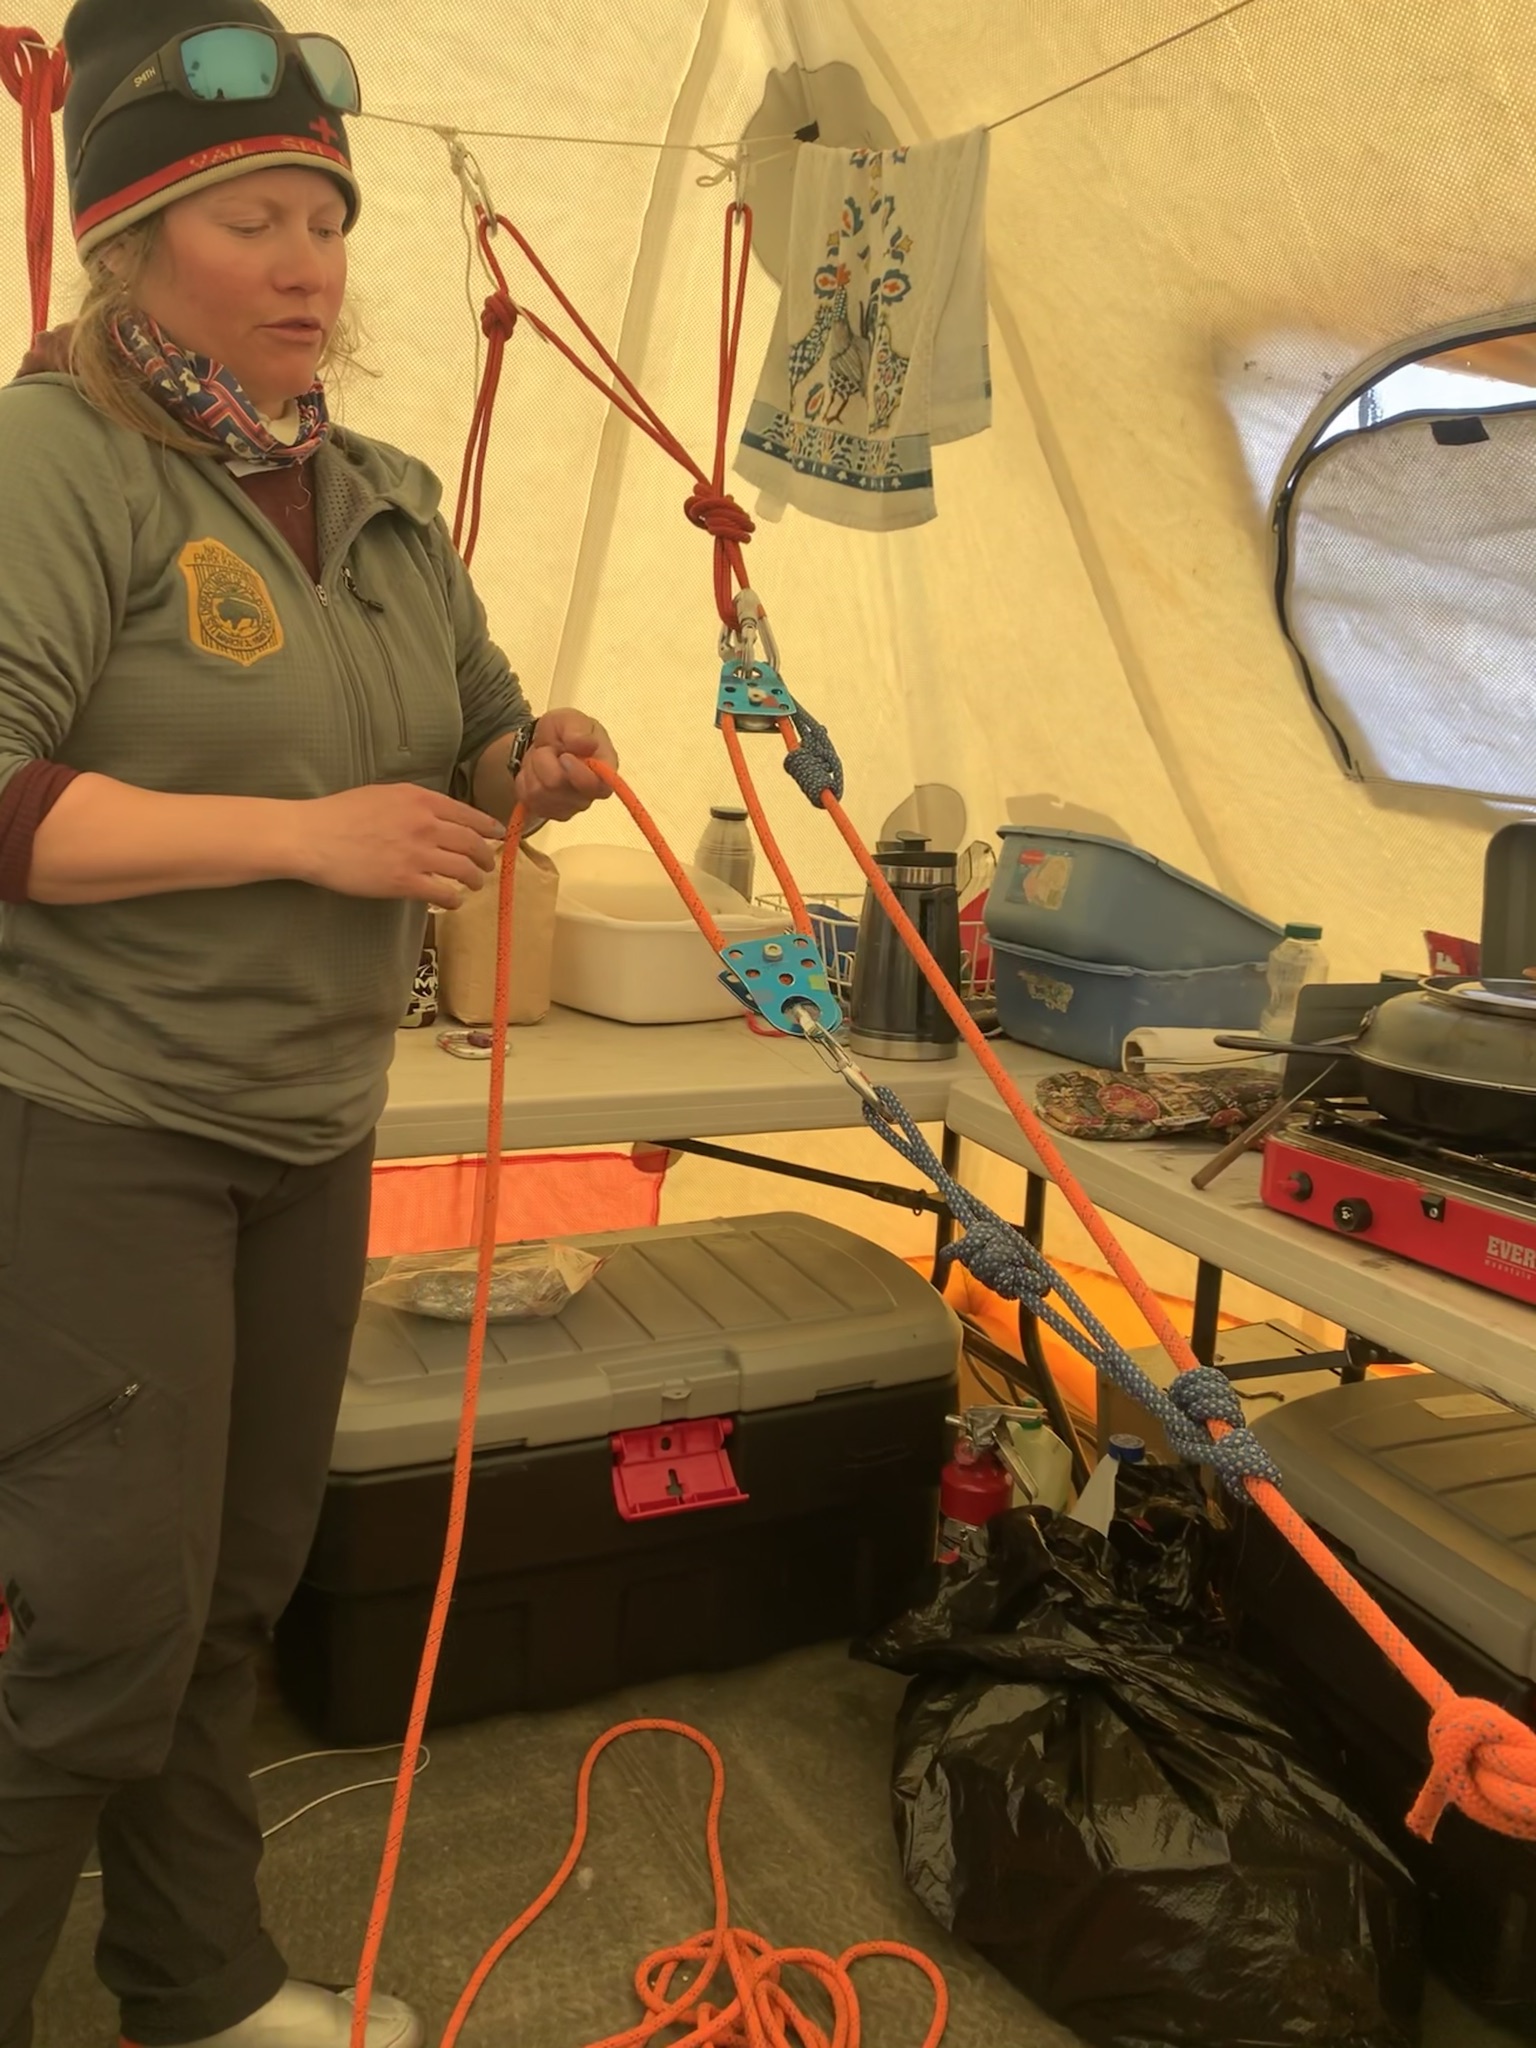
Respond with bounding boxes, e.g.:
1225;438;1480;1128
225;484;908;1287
848;834;962;1061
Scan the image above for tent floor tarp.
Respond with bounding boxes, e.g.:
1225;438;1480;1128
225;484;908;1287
34;1641;1530;2048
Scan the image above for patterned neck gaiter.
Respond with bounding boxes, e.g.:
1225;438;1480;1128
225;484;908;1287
110;310;331;467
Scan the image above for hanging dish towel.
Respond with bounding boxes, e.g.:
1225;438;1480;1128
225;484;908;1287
735;130;991;530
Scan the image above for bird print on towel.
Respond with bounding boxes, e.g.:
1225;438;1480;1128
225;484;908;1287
826;290;873;423
787;175;915;434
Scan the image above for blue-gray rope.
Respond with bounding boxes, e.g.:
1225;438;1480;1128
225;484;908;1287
863;1088;1283;1495
783;706;845;804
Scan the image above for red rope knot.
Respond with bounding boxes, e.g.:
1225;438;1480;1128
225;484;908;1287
1408;1695;1536;1842
480;292;518;344
684;488;755;545
0;27;68;108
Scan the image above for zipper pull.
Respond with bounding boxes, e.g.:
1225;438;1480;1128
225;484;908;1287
110;1384;141;1416
342;563;385;612
315;582;331;608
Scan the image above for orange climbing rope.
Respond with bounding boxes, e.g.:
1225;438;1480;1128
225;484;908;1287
345;787;949;2048
0;26;67;340
438;1719;948;2048
421;181;1536;1877
341;169;1536;2047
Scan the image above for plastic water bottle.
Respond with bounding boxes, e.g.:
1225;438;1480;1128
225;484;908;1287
1066;1433;1146;1538
1260;923;1328;1039
1006;1411;1073;1513
694;806;755;902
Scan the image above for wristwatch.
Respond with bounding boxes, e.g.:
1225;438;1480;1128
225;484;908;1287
506;720;536;787
506;720;546;833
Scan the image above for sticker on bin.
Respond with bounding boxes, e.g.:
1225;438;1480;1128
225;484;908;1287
1021;851;1073;909
611;1418;749;1521
1022;969;1074;1013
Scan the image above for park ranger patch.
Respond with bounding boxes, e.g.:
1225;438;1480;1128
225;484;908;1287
178;539;285;667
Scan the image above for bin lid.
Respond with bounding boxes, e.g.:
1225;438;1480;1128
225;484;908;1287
1254;1373;1536;1679
335;1212;961;1474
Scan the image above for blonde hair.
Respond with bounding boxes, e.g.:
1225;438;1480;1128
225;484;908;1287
68;213;368;455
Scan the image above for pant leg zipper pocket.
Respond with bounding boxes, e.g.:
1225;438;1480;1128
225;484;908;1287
0;1382;141;1475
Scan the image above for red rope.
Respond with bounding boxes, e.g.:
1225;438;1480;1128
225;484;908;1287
452;288;518;566
0;27;69;340
453;206;757;630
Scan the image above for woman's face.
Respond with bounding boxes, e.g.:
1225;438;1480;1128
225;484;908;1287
133;168;349;414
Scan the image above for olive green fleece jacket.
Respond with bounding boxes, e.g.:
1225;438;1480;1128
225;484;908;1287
0;375;530;1163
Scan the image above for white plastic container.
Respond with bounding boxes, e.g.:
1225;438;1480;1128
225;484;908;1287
551;845;792;1025
1260;923;1329;1039
1006;1412;1073;1513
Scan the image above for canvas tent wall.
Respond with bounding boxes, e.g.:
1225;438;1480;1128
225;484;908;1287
3;0;1531;1309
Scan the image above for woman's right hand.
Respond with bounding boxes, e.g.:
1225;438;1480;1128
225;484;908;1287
288;784;506;910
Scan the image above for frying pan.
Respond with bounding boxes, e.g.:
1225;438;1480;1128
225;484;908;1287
1217;979;1536;1146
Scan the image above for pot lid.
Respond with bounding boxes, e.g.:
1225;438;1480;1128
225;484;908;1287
1425;977;1536;1022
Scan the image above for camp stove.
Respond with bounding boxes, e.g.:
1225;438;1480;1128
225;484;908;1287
1261;1103;1536;1305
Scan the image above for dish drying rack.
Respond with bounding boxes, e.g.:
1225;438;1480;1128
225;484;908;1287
755;892;996;1010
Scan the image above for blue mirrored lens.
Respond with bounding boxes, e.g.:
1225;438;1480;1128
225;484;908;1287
180;27;280;102
298;37;362;114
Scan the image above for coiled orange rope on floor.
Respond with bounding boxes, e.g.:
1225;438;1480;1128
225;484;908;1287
439;1719;948;2048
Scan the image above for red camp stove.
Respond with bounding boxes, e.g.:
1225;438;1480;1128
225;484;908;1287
1261;1104;1536;1305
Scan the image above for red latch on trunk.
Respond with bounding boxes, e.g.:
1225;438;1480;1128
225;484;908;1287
610;1417;748;1522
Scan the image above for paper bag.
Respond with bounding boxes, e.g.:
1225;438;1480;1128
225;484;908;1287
436;843;558;1026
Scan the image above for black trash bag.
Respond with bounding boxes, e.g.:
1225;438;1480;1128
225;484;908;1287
856;1464;1423;2048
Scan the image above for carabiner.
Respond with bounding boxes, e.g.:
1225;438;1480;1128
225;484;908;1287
787;1003;897;1123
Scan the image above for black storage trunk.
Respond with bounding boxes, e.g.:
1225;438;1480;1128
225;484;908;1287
274;1214;959;1744
1229;1375;1536;2025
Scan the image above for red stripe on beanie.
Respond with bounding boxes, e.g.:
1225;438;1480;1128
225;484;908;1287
74;133;352;242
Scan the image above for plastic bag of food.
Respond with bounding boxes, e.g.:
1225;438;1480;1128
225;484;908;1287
362;1241;604;1323
855;1464;1423;2048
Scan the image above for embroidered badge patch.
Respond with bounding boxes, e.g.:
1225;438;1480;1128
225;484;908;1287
178;539;285;667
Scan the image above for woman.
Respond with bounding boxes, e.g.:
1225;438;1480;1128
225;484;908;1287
0;5;617;2045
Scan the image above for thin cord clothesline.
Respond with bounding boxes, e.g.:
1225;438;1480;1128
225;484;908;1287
358;0;1256;152
15;0;1256;153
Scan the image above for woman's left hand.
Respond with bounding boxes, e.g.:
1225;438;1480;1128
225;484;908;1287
516;709;619;822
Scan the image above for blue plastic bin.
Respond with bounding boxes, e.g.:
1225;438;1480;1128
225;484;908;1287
986;828;1279;970
992;938;1268;1069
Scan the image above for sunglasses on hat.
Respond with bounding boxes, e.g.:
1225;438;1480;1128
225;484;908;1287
74;23;362;170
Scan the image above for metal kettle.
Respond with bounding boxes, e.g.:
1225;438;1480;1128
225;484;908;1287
848;834;962;1062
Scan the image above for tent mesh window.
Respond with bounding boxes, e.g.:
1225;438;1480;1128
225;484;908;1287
1273;322;1536;802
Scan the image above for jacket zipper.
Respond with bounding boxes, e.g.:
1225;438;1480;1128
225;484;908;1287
0;1382;141;1475
311;578;376;779
343;564;410;753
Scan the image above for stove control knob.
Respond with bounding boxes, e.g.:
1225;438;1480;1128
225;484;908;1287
1284;1171;1313;1201
1333;1197;1373;1234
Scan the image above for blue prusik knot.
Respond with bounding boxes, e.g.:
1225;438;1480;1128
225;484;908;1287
1165;1367;1285;1493
950;1220;1049;1307
783;707;845;803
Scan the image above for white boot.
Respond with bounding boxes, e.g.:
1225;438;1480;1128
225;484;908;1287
123;1980;425;2048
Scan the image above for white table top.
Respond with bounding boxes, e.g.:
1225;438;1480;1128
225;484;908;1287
945;1045;1536;1411
379;1006;972;1157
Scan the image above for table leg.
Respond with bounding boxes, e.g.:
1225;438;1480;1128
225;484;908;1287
932;1126;962;1280
1192;1260;1225;1368
1016;1172;1092;1489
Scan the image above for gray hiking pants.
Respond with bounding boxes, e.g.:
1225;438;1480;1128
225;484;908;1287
0;1088;374;2047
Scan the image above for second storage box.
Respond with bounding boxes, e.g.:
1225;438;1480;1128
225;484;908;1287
992;937;1268;1068
274;1213;960;1742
